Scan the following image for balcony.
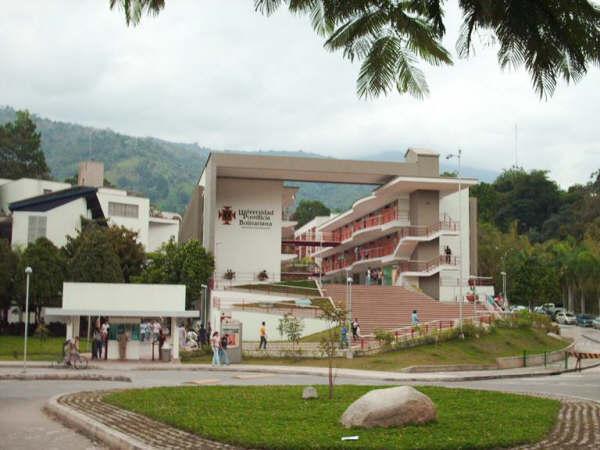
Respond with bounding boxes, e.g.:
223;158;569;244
332;210;409;242
322;253;459;276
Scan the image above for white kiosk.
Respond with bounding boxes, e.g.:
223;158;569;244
46;282;199;361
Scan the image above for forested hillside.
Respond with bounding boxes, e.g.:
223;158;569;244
0;107;496;213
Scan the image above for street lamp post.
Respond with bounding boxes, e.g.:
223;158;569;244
200;284;208;325
446;149;464;336
346;271;353;322
500;271;508;311
23;266;32;373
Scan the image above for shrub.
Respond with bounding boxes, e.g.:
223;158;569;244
374;328;395;347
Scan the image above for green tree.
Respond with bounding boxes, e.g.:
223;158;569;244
0;239;18;322
292;199;330;228
16;238;66;323
277;314;304;353
134;239;214;308
64;222;145;282
111;0;600;99
0;110;50;179
106;225;146;282
68;227;124;283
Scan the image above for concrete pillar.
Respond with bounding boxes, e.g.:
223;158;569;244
66;317;74;341
171;317;179;360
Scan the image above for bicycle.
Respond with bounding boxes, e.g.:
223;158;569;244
52;354;89;370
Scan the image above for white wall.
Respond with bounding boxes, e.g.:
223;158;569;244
11;198;89;248
439;188;470;301
62;282;186;312
97;188;150;248
148;219;179;251
211;308;329;342
0;178;71;213
214;178;284;283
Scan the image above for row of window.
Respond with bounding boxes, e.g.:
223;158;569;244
25;202;139;243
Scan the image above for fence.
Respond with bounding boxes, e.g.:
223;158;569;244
496;343;574;369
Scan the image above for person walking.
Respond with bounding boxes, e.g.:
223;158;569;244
92;324;103;360
258;321;267;350
101;319;110;360
351;318;359;342
444;245;452;264
340;324;349;349
210;331;220;366
411;309;420;326
219;333;230;365
198;323;207;346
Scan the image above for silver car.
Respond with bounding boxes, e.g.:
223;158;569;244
555;312;576;325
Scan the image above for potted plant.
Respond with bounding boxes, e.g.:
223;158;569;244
224;269;236;280
257;270;269;281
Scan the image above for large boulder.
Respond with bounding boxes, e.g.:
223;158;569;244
340;386;437;428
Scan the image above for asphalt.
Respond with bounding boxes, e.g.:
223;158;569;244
1;325;599;449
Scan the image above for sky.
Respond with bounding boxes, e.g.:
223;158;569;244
1;1;599;187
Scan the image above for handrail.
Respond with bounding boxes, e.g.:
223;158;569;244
322;253;459;274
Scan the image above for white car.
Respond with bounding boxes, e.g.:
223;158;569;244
555;312;576;325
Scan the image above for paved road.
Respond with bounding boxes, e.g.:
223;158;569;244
2;325;599;449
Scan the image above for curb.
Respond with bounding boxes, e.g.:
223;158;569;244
0;373;131;382
583;333;600;344
134;360;600;382
44;393;149;450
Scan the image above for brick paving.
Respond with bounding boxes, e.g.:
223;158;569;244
57;390;241;449
56;391;600;449
517;400;600;450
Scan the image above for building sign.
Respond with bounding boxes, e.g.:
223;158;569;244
218;206;274;229
218;206;236;225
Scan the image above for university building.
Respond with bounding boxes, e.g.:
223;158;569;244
181;149;479;302
0;161;180;251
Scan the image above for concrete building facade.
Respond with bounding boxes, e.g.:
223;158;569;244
181;150;479;301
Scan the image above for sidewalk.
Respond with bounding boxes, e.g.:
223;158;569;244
1;358;599;382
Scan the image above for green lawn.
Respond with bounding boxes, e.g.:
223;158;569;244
184;327;567;371
105;385;560;449
236;281;319;296
0;336;91;361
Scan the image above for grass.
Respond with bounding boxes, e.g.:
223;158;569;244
0;336;91;361
105;385;560;449
183;327;567;371
236;280;319;296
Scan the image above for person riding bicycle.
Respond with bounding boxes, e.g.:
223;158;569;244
63;336;81;366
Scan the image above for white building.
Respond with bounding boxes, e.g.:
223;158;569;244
182;150;481;302
1;162;180;251
46;282;197;361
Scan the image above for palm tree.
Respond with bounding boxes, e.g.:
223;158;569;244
110;0;600;99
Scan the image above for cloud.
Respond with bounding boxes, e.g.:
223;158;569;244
0;0;598;187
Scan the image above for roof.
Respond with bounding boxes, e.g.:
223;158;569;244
9;186;104;219
44;308;199;318
200;151;436;185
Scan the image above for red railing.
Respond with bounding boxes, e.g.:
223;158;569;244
332;209;408;242
322;253;459;274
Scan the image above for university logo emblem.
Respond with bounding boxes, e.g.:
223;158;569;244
218;206;236;225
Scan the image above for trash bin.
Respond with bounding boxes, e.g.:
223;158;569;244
160;346;171;362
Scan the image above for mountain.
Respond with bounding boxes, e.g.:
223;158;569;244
0;107;498;213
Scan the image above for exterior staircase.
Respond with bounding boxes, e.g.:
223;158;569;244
323;284;488;335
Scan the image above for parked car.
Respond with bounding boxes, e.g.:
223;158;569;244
593;316;600;330
555;312;576;325
576;314;595;327
551;307;566;320
510;305;528;313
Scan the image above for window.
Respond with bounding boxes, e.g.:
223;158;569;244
108;202;139;218
27;216;47;243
